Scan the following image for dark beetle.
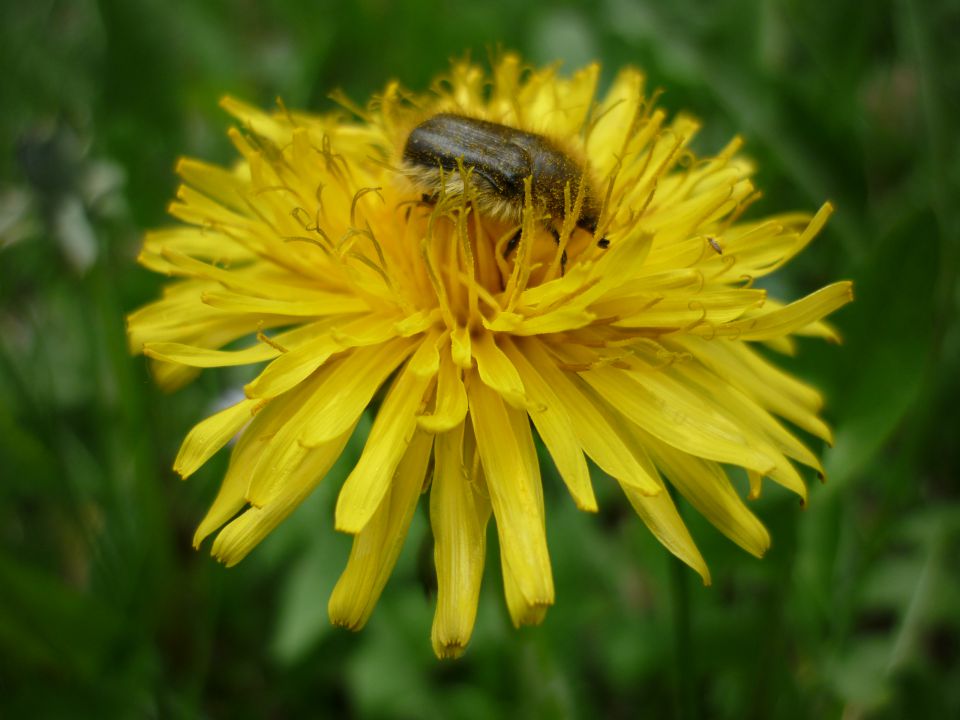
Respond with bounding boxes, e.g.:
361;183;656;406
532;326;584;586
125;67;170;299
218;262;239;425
402;113;607;255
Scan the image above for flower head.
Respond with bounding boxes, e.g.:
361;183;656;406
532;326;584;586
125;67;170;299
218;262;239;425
128;54;852;658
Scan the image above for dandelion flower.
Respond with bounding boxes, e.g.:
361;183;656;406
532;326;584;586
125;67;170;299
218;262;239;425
128;54;853;658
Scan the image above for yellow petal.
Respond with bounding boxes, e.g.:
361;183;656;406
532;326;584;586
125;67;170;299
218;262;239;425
501;339;597;512
606;424;710;583
472;331;527;408
606;289;767;330
241;333;344;399
200;290;368;316
418;344;469;433
157;246;311;300
520;339;660;495
335;363;431;533
644;432;770;558
176;157;249;213
141;227;253;265
149;358;200;392
129;287;278;356
731;202;833;279
243;377;336;506
174;397;261;479
220;95;291;143
586;67;650;177
193;436;261;549
671;355;822;475
492;307;597;336
763;335;798;355
244;315;399;399
450;325;472;368
210;423;356;566
329;430;434;630
166;186;256;241
430;423;491;658
679;336;832;443
637;356;808;500
143;314;338;369
298;337;417;447
468;378;554;613
583;363;776;473
501;553;549;628
193;383;311;546
701;281;853;341
621;480;711;586
407;329;444;378
794;317;842;343
146;340;279;368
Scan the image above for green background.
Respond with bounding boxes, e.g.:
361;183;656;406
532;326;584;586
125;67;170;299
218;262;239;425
2;0;958;717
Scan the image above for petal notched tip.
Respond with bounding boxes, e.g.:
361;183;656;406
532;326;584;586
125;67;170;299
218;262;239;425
434;642;468;661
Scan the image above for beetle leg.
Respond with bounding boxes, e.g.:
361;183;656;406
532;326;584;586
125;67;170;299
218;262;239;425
504;228;522;259
406;192;440;221
577;216;608;253
505;226;569;274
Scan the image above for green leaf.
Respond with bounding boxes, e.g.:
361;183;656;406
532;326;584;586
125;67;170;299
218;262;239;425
820;208;941;490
